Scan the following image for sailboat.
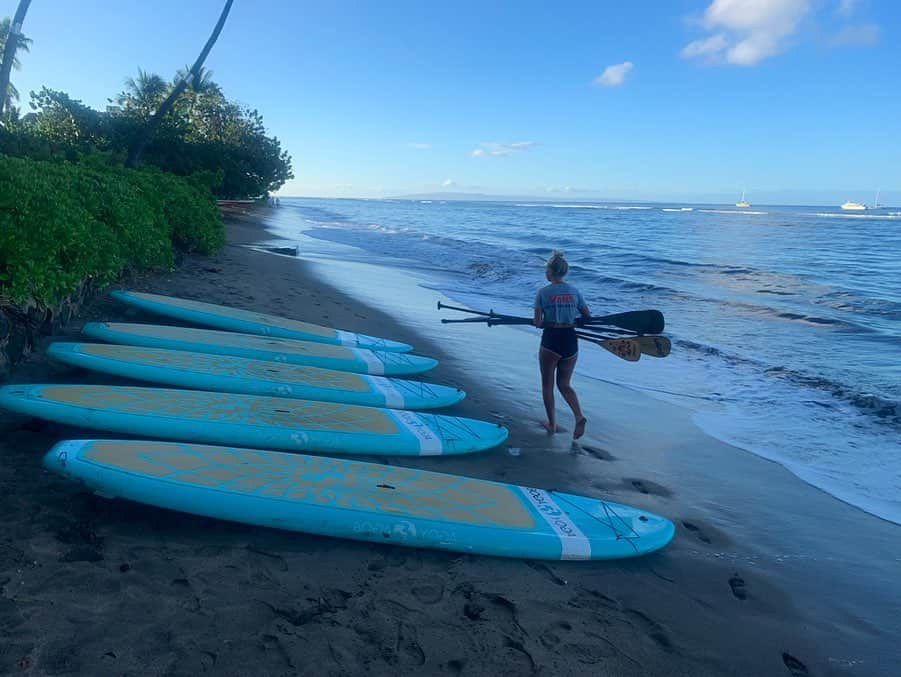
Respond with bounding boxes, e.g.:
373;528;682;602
735;188;750;208
872;190;882;210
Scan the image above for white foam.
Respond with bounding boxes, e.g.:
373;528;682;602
549;204;652;210
698;209;768;215
813;212;901;220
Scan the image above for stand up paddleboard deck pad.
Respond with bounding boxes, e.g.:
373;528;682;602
82;323;436;376
45;440;675;560
0;385;505;456
48;343;463;410
111;290;412;352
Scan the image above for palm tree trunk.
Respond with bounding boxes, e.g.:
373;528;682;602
0;0;32;116
126;0;233;167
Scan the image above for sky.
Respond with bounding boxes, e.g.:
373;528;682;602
5;0;900;204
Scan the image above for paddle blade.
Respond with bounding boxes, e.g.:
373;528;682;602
600;338;641;362
581;310;664;334
637;335;671;358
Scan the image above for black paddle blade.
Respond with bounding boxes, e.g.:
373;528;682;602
579;309;664;334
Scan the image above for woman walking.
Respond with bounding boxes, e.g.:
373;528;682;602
534;250;591;439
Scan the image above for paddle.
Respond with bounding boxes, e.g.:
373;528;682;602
576;331;672;359
580;309;664;335
595;337;642;362
436;301;526;324
437;301;665;334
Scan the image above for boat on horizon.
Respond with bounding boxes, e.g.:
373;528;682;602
736;188;750;208
840;200;867;211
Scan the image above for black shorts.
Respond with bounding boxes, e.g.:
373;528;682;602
541;327;578;360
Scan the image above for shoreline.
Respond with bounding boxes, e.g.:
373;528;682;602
0;209;897;675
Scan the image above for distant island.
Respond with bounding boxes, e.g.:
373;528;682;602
392;192;629;203
389;191;896;207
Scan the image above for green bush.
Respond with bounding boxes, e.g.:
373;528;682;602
0;155;223;306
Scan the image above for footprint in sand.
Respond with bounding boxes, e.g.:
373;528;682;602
525;560;567;586
626;478;673;498
681;521;712;544
782;652;810;676
581;445;615;461
445;659;465;675
728;574;748;600
411;581;445;605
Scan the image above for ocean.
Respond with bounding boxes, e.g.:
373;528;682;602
263;197;901;525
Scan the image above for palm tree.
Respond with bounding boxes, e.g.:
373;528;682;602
116;68;169;118
174;65;221;95
0;1;33;115
123;68;169;100
126;0;233;167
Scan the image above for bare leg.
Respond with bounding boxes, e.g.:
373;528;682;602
539;347;560;433
556;355;587;439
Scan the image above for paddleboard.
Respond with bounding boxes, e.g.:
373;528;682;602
111;290;412;353
48;342;464;410
82;323;436;376
45;440;675;560
0;385;506;456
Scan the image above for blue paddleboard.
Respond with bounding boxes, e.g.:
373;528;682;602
111;290;412;352
82;323;436;376
0;385;506;456
47;342;464;410
45;440;675;560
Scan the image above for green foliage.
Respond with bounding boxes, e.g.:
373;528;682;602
0;74;293;198
121;82;293;197
0;155;223;306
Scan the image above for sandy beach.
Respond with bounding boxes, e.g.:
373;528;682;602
0;209;898;676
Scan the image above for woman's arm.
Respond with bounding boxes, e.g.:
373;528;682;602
577;289;590;319
534;307;543;328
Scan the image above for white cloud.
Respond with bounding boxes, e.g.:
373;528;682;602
442;179;456;187
593;61;634;87
827;23;880;47
470;141;536;158
682;0;811;66
407;143;432;150
681;34;729;59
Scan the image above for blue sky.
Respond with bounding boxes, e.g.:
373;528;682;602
6;0;899;203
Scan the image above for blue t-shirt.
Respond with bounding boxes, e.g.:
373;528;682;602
534;282;587;325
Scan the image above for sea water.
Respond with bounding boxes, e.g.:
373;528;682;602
264;198;901;525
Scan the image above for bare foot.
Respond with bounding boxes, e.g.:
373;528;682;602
573;417;587;440
541;420;557;434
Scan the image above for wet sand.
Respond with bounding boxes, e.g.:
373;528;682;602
1;210;898;675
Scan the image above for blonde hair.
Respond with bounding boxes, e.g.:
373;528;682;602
546;250;568;278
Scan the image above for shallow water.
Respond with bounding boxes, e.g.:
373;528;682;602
263;197;901;524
